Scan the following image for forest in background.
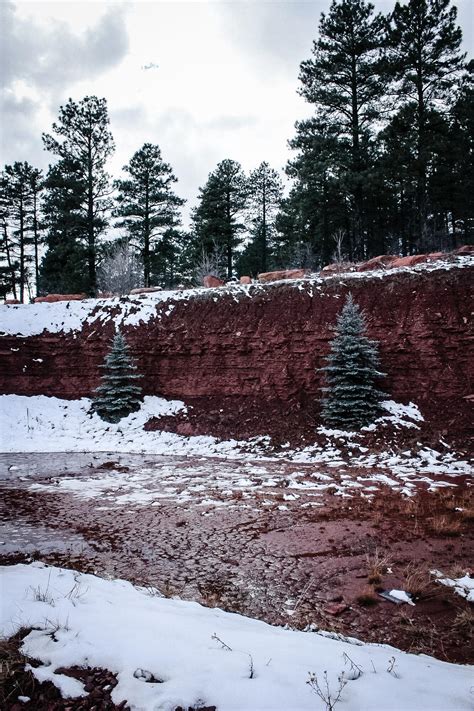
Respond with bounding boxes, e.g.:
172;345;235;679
1;0;473;301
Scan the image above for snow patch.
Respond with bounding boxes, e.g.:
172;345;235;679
1;563;472;711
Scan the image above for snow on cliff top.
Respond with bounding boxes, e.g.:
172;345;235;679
1;255;472;338
1;562;472;711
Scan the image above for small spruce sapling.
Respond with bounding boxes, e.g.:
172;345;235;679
321;294;385;429
91;332;143;423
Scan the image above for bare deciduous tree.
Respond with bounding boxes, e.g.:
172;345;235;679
97;242;143;295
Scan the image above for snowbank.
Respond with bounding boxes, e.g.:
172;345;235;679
1;563;472;710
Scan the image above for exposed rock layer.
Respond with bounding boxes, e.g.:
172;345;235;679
1;267;473;431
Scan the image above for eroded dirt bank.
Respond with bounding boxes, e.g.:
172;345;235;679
1;266;473;443
1;453;472;666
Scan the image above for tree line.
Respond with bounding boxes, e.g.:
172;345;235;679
1;0;472;301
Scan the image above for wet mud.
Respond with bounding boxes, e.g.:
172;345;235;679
1;452;472;665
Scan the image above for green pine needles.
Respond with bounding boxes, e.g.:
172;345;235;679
91;332;143;423
321;294;386;429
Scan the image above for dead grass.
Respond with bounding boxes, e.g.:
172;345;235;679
0;628;37;708
428;515;462;537
452;607;474;639
365;548;392;585
402;563;440;601
356;587;379;607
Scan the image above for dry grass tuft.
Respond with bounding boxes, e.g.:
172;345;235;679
429;515;462;537
356;587;379;607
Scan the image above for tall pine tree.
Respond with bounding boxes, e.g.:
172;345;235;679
91;332;143;423
43;96;114;295
321;294;385;428
298;0;386;258
191;159;248;279
242;162;283;274
38;158;89;295
115;143;184;287
386;0;466;248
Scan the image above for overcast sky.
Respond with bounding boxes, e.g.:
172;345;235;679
1;0;472;225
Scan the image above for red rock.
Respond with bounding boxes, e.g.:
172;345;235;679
324;602;348;616
34;293;87;303
240;276;252;285
0;268;472;439
455;244;474;254
389;254;428;268
257;269;308;283
357;255;398;272
4;299;21;305
203;275;225;288
129;287;162;294
426;252;446;261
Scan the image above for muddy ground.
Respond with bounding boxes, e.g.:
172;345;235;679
1;452;472;682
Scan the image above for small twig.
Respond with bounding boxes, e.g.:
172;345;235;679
387;656;399;678
211;633;232;651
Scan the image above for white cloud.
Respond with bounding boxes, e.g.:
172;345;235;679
1;0;472;226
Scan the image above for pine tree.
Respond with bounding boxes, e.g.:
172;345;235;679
321;294;385;429
114;143;184;287
191;159;248;279
245;162;283;274
38;158;89;295
298;0;386;258
43;96;115;295
91;332;143;423
2;162;42;302
386;0;466;248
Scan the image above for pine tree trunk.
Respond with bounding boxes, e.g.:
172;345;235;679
19;193;25;303
87;130;96;297
226;189;232;279
3;223;17;299
33;190;39;295
144;179;150;287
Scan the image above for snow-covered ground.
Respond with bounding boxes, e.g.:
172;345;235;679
0;395;471;508
0;255;472;338
1;563;472;711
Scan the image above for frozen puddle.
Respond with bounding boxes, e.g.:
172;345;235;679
10;454;468;511
0;521;93;556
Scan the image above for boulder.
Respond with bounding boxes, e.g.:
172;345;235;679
319;262;356;276
34;293;87;303
389;254;428;268
239;276;252;285
257;269;308;283
454;244;474;254
426;252;446;261
4;298;21;305
203;275;225;288
357;255;398;272
130;287;162;294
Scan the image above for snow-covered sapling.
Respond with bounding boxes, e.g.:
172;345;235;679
321;293;386;429
91;332;143;423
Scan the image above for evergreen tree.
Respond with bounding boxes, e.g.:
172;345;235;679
0;172;19;299
279;118;348;266
38;158;89;295
386;0;466;248
191;159;248;279
91;332;143;423
2;162;39;302
298;0;386;257
321;294;385;428
28;167;44;292
43;96;114;295
115;143;184;287
244;162;283;273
